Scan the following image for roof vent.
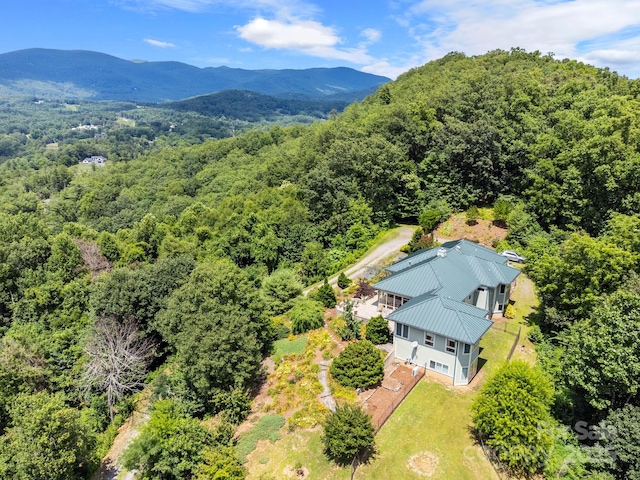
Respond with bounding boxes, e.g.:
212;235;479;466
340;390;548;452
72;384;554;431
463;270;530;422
455;245;461;251
437;247;447;258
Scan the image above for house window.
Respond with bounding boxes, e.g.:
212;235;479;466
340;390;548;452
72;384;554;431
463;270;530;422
395;323;409;338
429;360;450;375
461;367;468;380
498;304;504;311
424;332;434;347
500;284;506;294
446;339;457;354
463;343;471;354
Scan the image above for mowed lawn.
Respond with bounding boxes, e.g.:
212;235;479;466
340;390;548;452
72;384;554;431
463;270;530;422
357;274;537;479
245;274;538;479
356;380;498;480
246;427;351;480
272;336;308;358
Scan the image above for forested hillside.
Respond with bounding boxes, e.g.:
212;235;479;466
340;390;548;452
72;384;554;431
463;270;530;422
0;48;639;478
162;90;349;122
0;48;390;102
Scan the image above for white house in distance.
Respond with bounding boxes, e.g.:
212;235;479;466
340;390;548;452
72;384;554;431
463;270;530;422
373;239;520;386
81;155;107;166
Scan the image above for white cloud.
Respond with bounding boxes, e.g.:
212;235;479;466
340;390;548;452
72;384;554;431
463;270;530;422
144;38;176;47
361;28;381;43
401;0;640;75
237;18;338;49
117;0;317;15
584;48;640;65
236;17;373;63
361;59;415;79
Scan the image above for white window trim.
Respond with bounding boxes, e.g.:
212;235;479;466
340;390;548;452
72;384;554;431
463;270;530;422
429;360;450;375
424;331;434;348
396;322;409;338
446;338;457;354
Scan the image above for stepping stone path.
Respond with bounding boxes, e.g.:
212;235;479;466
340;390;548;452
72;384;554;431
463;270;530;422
318;360;336;412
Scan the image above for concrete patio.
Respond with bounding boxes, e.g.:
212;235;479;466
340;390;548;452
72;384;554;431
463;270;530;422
336;295;395;322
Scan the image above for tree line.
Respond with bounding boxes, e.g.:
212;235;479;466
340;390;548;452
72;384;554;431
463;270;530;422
0;48;638;478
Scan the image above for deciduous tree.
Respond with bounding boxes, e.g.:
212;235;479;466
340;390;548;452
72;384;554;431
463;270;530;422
156;260;270;412
123;399;212;480
472;360;554;476
560;288;640;411
593;404;640;479
322;404;375;465
0;392;94;480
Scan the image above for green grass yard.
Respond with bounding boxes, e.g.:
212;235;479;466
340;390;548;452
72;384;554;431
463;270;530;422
356;380;498;480
244;274;539;479
272;336;308;358
246;427;350;480
236;414;286;459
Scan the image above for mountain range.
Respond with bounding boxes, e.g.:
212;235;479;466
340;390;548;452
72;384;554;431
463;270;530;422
0;48;390;103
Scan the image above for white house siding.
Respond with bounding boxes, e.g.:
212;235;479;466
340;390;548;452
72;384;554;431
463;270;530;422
394;327;481;386
492;284;511;314
469;283;514;316
394;328;471;382
453;341;480;386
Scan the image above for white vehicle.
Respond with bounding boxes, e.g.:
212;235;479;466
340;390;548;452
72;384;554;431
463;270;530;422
499;250;526;263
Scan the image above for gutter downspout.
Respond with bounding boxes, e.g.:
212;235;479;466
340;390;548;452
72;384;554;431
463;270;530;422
452;341;458;386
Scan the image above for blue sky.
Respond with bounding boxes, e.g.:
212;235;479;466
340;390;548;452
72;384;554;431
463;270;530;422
3;0;640;79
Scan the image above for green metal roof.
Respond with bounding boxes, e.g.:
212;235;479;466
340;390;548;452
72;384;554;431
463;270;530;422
388;239;508;273
387;247;439;273
373;260;442;297
375;240;520;300
441;239;508;263
386;294;493;344
374;239;520;342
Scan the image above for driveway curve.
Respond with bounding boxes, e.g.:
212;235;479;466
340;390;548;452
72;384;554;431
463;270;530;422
305;225;416;294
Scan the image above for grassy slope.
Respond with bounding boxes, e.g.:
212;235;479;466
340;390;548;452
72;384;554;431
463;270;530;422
357;274;538;480
272;336;308;358
357;381;496;480
247;428;350;480
245;271;538;480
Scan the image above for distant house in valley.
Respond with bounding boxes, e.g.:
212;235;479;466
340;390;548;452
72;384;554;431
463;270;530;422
81;155;107;165
94;133;108;139
373;239;520;386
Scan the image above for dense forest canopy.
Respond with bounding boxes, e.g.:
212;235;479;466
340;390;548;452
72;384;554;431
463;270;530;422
0;48;639;478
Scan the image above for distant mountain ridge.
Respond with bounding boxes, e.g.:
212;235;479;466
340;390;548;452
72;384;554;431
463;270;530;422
161;90;350;122
0;48;390;103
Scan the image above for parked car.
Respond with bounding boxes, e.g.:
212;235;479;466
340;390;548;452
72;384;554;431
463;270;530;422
499;250;526;263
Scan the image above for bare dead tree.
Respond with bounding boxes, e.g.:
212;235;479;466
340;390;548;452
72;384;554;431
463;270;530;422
73;238;112;277
82;316;155;422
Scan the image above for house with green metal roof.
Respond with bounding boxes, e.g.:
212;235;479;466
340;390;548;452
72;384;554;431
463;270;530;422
372;239;520;386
